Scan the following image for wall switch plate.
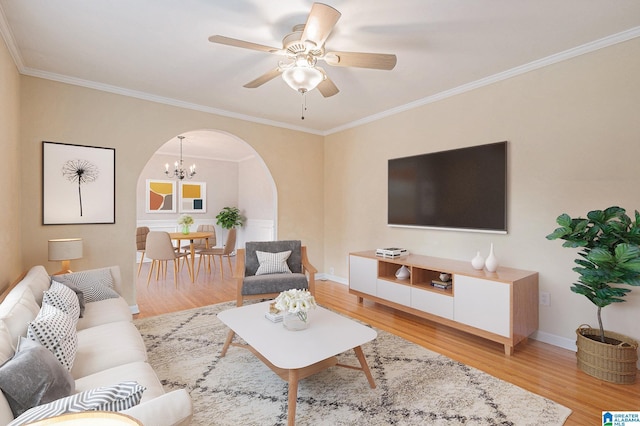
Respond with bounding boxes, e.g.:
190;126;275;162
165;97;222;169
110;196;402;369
539;291;550;306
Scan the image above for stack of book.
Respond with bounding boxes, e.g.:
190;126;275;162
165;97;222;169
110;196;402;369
375;247;408;258
431;280;452;290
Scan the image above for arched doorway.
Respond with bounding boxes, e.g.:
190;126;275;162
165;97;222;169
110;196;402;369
135;129;277;254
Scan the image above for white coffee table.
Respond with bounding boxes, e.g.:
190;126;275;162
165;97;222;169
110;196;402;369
218;301;377;426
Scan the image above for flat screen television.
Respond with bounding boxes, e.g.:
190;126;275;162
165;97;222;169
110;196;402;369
388;141;507;233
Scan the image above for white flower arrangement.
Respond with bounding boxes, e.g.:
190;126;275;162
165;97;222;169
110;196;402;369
274;289;317;323
177;214;194;226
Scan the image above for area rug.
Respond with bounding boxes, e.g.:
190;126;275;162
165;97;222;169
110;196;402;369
134;303;571;425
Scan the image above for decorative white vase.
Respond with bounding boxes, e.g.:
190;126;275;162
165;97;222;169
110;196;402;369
395;265;410;280
485;244;499;272
283;311;309;331
471;251;485;270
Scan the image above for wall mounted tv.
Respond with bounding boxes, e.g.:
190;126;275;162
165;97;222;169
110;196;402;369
388;141;507;233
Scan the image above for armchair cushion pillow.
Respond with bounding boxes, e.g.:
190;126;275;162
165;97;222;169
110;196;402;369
242;273;308;296
56;269;119;303
27;304;77;371
255;250;292;276
0;338;74;418
8;381;146;426
245;240;302;276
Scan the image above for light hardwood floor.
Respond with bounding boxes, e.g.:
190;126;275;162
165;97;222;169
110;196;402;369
134;258;640;425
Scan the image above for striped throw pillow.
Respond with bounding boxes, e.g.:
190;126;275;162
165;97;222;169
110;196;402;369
9;381;146;426
56;269;119;303
43;281;81;325
255;250;292;275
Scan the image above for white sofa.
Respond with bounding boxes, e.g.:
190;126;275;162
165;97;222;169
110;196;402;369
0;265;192;425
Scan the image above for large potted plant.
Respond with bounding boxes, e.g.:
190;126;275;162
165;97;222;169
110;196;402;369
215;206;244;252
546;206;640;383
215;206;244;230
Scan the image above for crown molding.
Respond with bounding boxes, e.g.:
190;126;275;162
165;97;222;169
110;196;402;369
2;0;638;138
325;26;640;135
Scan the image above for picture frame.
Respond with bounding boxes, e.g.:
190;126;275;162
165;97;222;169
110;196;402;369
42;141;116;225
179;181;206;213
145;179;177;213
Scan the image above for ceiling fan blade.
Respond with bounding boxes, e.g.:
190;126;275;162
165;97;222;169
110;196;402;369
324;51;397;70
209;35;281;54
317;74;339;98
243;68;282;88
301;3;341;49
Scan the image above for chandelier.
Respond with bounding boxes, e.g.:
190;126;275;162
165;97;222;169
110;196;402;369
165;136;196;180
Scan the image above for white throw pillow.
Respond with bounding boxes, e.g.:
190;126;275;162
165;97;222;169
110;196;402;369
255;250;293;275
26;304;77;371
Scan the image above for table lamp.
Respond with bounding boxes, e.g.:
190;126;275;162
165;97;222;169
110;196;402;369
48;238;83;275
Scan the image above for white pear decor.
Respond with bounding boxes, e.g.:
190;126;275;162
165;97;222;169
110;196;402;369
485;243;499;272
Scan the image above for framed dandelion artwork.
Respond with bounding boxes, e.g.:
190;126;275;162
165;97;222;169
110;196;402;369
42;141;116;225
145;179;177;213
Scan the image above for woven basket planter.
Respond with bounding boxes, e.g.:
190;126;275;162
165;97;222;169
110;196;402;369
576;325;638;384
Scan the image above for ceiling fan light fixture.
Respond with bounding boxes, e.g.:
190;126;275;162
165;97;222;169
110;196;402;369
282;65;324;93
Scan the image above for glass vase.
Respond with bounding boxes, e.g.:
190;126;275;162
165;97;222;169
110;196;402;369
283;311;309;331
181;224;190;235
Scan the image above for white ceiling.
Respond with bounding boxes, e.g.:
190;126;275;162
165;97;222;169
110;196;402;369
2;0;640;158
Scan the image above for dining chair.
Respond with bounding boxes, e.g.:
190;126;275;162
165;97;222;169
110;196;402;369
196;228;236;280
193;224;216;250
136;226;150;277
145;231;192;287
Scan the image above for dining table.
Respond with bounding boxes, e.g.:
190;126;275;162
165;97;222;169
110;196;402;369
168;231;214;282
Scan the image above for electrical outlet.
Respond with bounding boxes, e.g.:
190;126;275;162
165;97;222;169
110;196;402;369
329;267;335;275
539;291;550;306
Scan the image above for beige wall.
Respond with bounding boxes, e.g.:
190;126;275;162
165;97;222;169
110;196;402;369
324;37;640;349
18;77;324;306
0;36;22;291
4;33;639;352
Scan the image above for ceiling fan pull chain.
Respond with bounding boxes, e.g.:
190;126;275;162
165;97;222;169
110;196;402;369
301;92;308;120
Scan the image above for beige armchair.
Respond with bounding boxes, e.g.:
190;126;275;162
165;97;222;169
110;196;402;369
234;240;317;306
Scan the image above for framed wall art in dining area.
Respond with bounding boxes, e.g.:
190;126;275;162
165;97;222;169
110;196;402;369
179;181;206;213
42;141;116;225
145;179;177;213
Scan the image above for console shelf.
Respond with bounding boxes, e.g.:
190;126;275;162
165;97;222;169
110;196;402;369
349;250;539;355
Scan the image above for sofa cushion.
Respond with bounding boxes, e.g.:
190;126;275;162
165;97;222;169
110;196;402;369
0;338;74;418
42;281;80;325
0;288;41;351
56;269;119;303
71;322;147;379
255;250;292;275
241;273;309;295
75;297;132;331
0;323;14;365
8;381;145;426
10;266;51;306
27;303;77;371
75;362;166;402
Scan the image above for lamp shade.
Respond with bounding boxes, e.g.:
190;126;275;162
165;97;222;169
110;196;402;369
48;238;83;261
282;66;324;93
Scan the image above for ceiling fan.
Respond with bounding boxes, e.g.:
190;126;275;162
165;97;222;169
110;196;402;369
208;2;397;98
